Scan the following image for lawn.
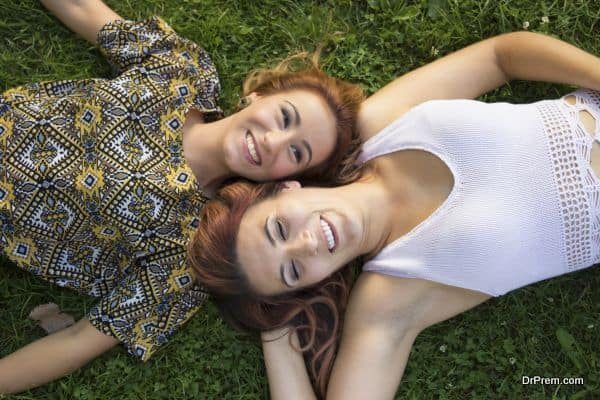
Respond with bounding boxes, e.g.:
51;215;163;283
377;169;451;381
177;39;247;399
0;0;599;399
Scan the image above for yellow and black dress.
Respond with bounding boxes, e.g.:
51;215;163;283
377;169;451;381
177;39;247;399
0;16;222;360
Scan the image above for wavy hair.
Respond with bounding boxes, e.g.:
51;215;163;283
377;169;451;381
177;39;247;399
240;52;365;186
188;180;358;399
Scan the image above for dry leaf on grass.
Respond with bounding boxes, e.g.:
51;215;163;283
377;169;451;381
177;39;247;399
29;303;75;334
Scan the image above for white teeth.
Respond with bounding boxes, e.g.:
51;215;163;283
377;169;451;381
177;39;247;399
320;218;336;251
246;133;260;164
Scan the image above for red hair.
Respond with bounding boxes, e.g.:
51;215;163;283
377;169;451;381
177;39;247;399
241;53;365;185
188;180;357;398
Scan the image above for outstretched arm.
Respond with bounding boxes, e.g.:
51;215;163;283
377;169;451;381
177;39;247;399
40;0;123;44
0;318;119;394
359;31;600;139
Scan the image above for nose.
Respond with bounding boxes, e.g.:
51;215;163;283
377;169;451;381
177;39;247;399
263;130;288;155
287;229;318;257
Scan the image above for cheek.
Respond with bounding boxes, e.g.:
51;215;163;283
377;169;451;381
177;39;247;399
267;159;295;179
315;140;336;166
305;260;334;286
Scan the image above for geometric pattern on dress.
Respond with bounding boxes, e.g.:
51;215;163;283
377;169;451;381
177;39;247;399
44;240;120;295
14;187;86;240
89;246;208;360
7;110;82;182
0;16;220;361
101;178;170;232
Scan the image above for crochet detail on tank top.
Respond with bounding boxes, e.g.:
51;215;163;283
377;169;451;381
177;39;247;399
537;90;600;271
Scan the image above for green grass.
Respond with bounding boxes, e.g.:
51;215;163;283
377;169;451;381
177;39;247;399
1;0;599;399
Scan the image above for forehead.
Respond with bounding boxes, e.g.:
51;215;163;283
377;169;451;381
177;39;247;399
236;196;281;294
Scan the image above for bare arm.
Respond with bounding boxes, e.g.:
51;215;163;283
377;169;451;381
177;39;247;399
259;274;489;400
326;320;420;399
326;274;491;399
261;328;317;400
258;274;423;400
495;32;600;90
40;0;123;44
324;275;426;399
261;319;418;400
359;31;600;139
0;318;119;394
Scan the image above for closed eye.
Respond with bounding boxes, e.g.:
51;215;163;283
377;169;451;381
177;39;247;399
290;145;302;164
283;261;301;288
291;261;300;280
276;218;287;240
281;108;291;129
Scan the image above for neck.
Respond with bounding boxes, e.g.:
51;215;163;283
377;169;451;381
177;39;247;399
332;173;397;259
182;115;234;189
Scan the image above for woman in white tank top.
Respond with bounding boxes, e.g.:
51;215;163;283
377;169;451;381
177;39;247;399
190;32;600;399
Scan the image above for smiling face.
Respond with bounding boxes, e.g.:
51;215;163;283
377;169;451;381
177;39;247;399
235;184;365;295
223;89;337;181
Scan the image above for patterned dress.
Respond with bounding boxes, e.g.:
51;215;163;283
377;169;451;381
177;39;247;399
0;16;222;360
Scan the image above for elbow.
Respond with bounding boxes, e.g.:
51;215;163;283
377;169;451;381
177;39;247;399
493;33;519;82
493;31;546;82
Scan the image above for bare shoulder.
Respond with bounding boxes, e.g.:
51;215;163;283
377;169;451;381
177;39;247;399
357;100;413;142
356;34;518;142
346;272;492;333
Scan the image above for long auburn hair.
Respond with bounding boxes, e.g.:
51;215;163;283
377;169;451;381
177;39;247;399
188;180;358;399
241;52;365;186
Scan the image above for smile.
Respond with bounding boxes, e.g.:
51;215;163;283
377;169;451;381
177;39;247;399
245;131;261;165
320;216;337;253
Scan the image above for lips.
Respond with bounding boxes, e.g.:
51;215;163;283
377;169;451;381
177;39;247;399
245;130;261;165
319;216;338;253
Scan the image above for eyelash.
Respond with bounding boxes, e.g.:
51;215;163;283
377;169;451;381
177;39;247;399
276;218;287;240
282;108;291;129
291;261;300;281
275;218;300;283
280;107;302;164
290;145;302;164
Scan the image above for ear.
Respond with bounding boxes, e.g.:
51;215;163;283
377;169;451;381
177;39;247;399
247;92;261;101
279;180;302;191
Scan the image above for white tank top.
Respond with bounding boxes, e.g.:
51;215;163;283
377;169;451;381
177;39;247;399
359;89;600;296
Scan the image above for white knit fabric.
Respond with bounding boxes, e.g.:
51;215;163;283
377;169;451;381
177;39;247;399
359;90;599;296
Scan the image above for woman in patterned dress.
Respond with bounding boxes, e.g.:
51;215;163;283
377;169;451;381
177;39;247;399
0;0;364;393
189;32;600;398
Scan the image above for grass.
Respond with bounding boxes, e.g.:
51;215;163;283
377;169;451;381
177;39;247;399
0;0;599;399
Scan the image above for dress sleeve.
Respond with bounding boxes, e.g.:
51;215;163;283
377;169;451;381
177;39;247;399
96;15;223;120
96;16;203;76
87;248;207;361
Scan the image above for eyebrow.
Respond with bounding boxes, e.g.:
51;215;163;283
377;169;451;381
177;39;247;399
302;140;312;164
265;217;293;288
